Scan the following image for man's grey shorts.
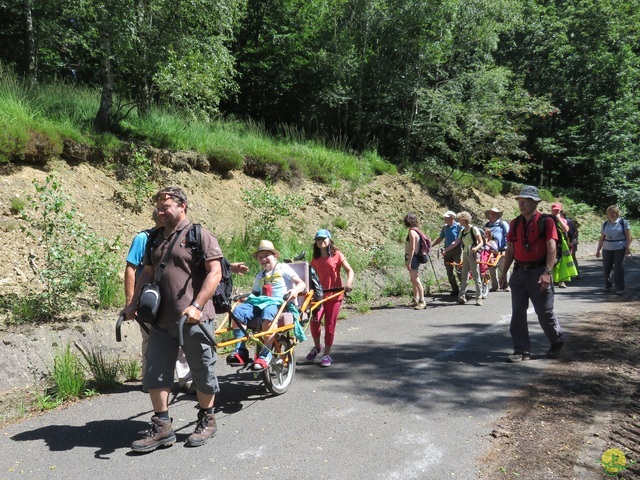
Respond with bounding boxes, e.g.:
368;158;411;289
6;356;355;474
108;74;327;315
143;322;219;394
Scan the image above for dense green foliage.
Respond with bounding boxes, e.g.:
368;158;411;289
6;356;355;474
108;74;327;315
1;0;638;212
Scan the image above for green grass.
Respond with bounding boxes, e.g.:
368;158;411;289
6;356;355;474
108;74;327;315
50;343;86;401
0;68;394;187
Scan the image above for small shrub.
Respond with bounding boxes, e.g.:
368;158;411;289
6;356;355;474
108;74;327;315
538;188;555;203
381;272;409;297
333;217;348;230
33;386;62;411
122;358;141;382
117;148;157;213
50;343;86;401
9;196;26;215
347;283;376;314
79;347;122;391
242;185;304;244
478;178;502;197
370;244;403;270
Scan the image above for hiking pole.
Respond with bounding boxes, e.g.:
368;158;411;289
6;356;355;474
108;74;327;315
427;254;443;293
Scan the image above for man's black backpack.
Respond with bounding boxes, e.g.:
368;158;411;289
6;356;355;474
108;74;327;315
147;223;233;313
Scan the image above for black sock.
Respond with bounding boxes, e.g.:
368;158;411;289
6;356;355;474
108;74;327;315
155;410;169;419
200;407;213;415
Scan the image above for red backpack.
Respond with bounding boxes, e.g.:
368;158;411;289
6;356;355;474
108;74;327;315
411;228;432;264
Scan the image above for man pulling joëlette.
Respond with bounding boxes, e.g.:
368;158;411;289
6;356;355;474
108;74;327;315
122;186;223;452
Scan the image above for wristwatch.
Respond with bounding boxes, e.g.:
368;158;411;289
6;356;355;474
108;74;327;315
191;302;203;311
544;268;552;275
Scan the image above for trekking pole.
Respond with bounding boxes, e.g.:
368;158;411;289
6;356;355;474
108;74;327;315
427;254;443;293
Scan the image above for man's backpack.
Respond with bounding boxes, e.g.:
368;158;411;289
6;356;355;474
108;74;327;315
411;228;432;263
147;223;234;313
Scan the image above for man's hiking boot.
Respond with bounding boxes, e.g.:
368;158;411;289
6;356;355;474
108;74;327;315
131;416;176;453
413;301;427;310
186;411;218;447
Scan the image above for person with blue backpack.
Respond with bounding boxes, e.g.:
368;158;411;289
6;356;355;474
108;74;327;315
484;207;510;292
431;210;462;297
596;205;632;295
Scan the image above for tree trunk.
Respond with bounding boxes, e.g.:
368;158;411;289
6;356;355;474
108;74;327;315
94;10;114;133
23;0;36;81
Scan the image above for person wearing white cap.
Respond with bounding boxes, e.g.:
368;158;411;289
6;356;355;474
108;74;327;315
500;185;565;363
483;207;510;292
431;210;462;296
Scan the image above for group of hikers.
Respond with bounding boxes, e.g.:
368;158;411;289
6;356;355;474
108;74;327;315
404;185;632;364
119;184;631;454
120;186;354;453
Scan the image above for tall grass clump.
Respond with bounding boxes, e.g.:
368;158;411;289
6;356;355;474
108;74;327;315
50;343;86;401
76;345;122;391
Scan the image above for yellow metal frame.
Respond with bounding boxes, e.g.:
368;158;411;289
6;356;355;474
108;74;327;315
214;288;346;352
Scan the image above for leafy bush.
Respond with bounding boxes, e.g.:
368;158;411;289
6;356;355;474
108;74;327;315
242;185;304;245
9;196;26;215
116;148;157;213
22;176;125;320
381;272;409;297
333;217;348;230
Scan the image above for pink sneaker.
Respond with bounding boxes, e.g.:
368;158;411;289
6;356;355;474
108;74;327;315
306;346;323;362
320;355;332;368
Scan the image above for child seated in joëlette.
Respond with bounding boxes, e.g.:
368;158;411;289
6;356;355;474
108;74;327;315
484;228;499;253
227;240;306;371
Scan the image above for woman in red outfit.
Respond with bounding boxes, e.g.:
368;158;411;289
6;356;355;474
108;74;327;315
306;229;355;368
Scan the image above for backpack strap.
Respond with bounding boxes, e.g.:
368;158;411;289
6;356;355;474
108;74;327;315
144;227;161;259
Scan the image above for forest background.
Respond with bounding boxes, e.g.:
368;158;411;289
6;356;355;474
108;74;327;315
1;0;639;215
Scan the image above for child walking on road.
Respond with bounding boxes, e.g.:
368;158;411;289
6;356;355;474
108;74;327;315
306;229;355;368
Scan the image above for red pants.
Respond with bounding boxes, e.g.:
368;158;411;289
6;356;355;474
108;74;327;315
310;299;342;348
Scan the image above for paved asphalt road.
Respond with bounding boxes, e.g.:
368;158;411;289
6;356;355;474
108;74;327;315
2;257;638;480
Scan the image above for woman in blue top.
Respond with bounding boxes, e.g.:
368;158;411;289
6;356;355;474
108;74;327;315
596;206;632;295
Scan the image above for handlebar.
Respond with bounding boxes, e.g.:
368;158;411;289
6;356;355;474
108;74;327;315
116;315;124;342
177;314;217;347
116;315;150;342
283;251;306;263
